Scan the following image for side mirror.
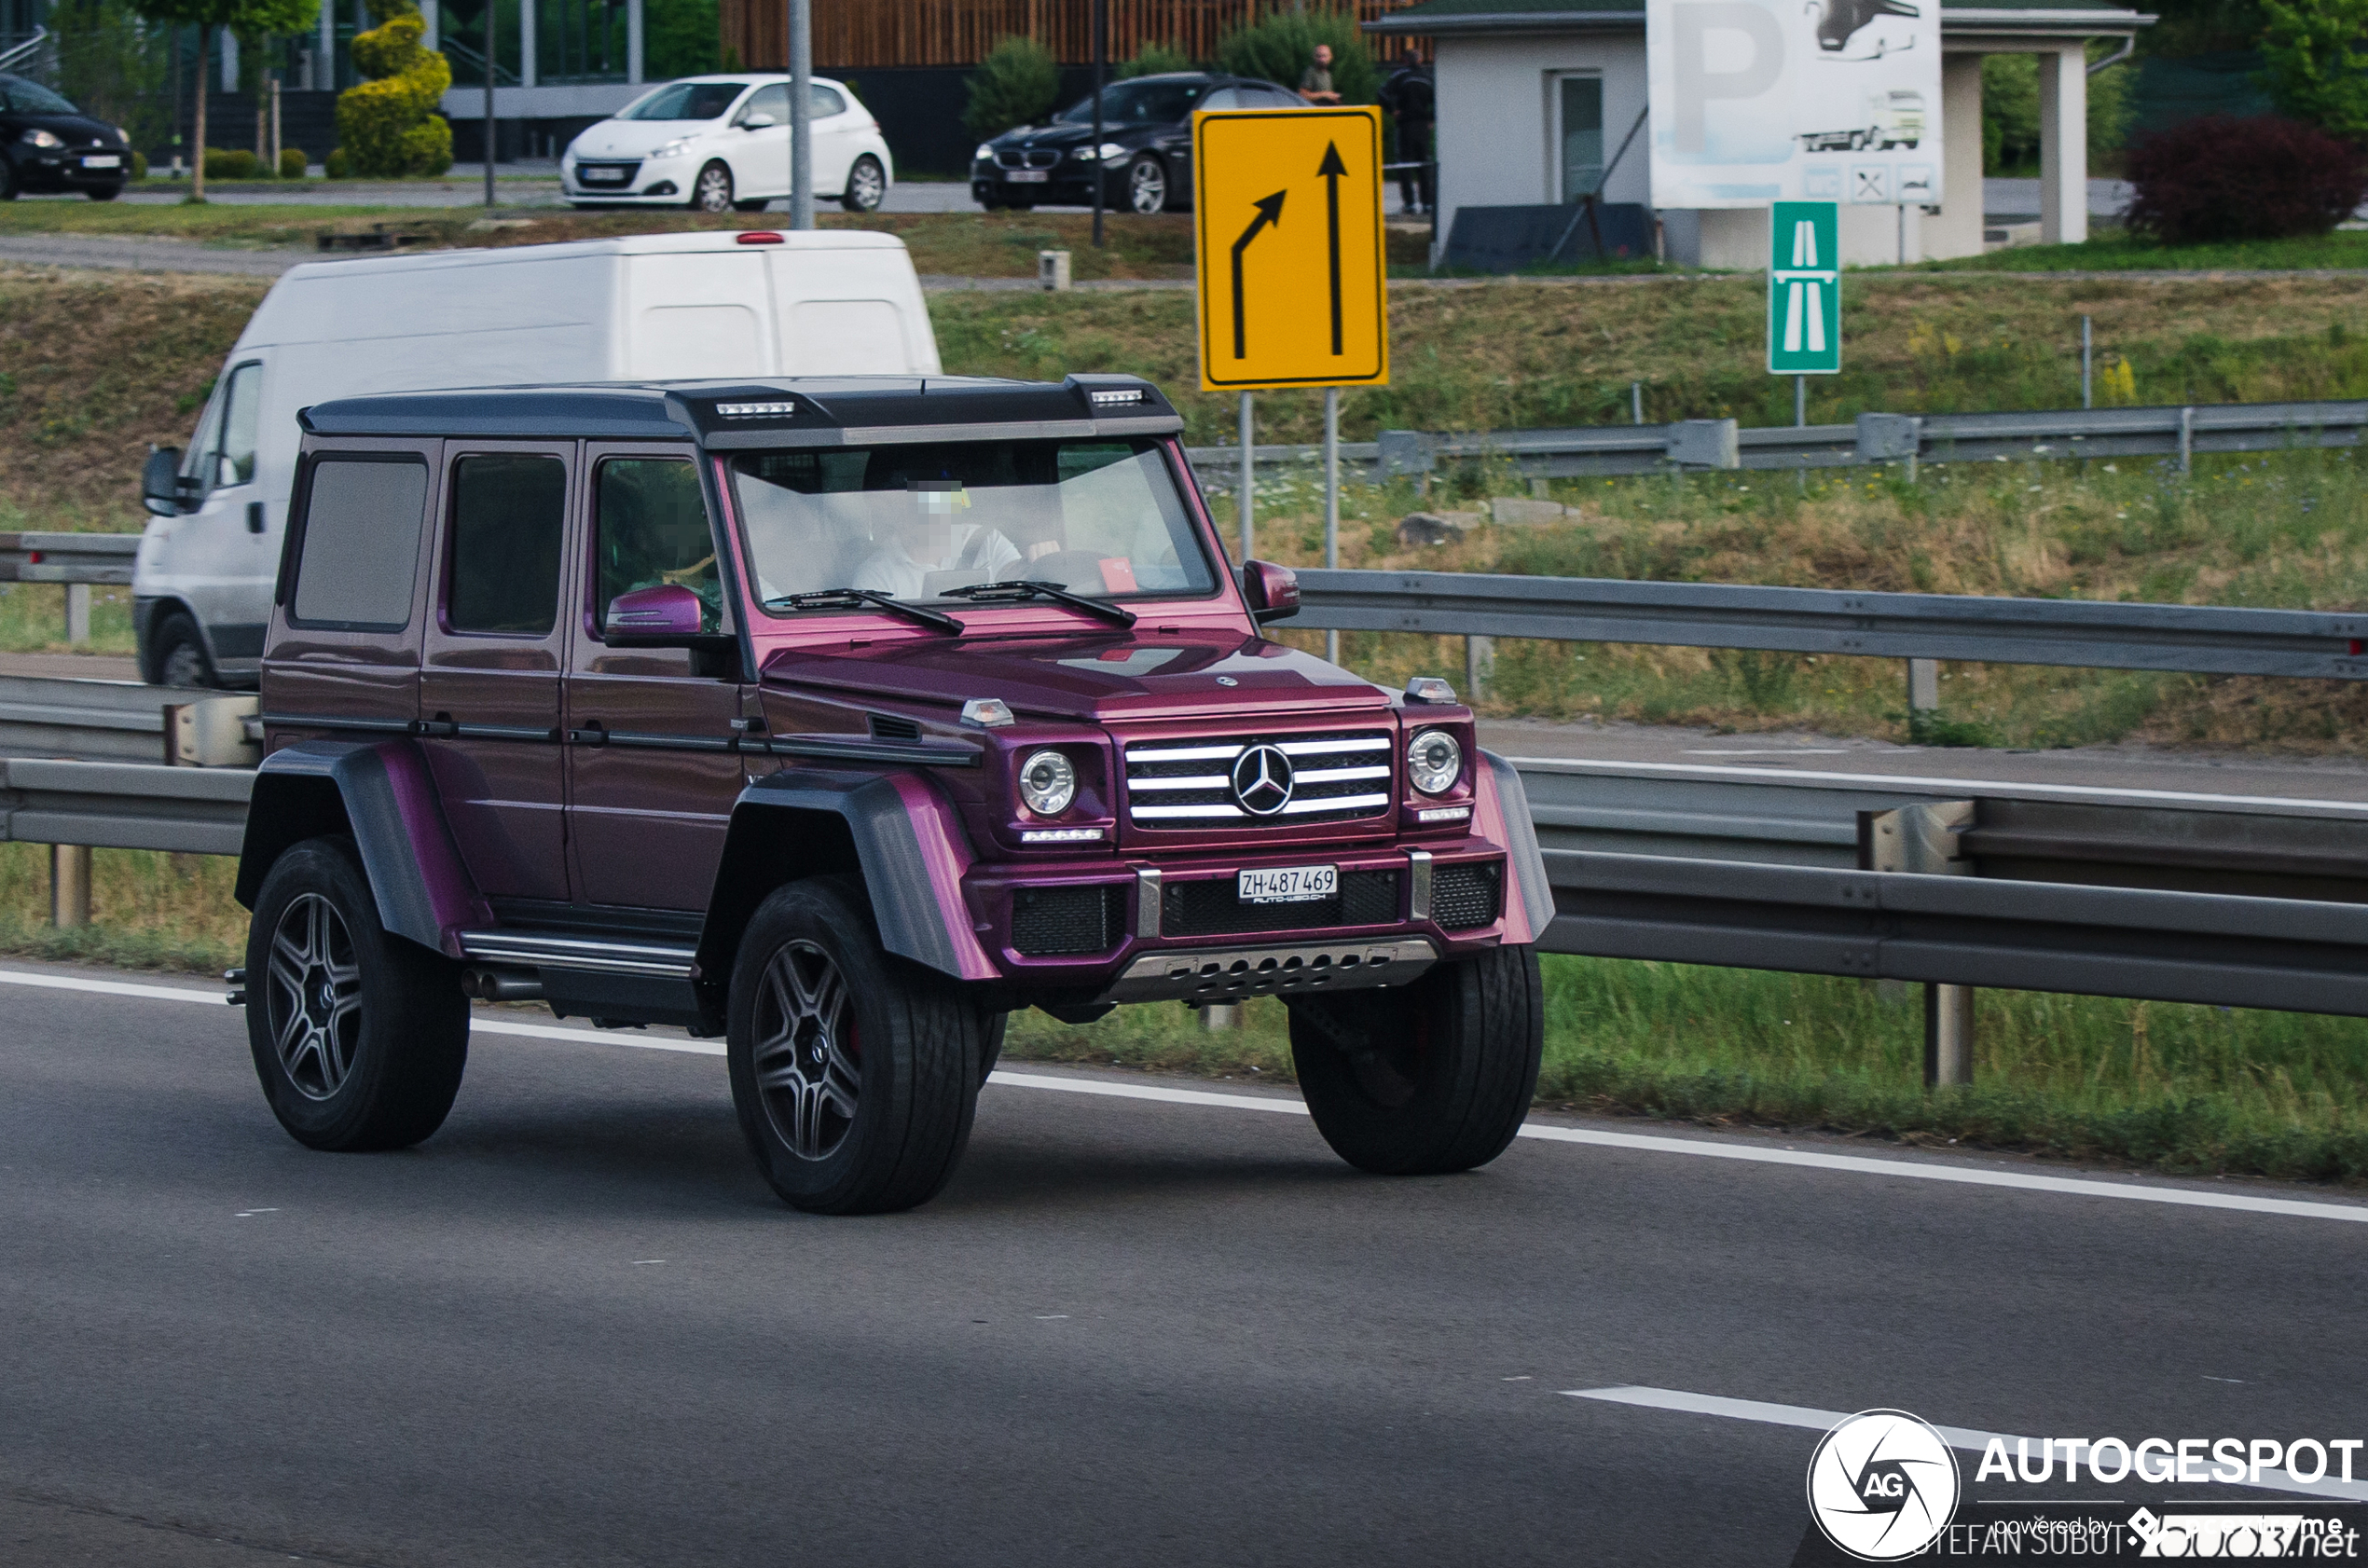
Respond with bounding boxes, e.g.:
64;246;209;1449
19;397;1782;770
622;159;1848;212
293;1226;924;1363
740;113;777;130
605;583;707;642
1240;559;1300;624
142;446;186;517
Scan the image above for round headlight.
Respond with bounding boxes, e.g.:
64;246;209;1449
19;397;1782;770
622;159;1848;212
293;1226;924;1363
1018;750;1077;817
1408;729;1462;796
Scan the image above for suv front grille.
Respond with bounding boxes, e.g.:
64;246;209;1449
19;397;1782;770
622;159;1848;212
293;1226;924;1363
1432;862;1503;929
1124;730;1393;829
1012;885;1128;956
1163;871;1401;937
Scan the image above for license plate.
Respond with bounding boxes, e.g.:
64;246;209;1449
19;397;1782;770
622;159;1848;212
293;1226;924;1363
1006;169;1049;183
581;168;627;183
1238;865;1337;904
81;155;120;169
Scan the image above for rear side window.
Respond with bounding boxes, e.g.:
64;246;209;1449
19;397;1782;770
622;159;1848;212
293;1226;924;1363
289;458;429;628
447;455;567;636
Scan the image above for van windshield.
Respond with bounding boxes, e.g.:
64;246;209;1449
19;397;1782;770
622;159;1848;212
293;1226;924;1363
622;80;748;120
731;438;1218;612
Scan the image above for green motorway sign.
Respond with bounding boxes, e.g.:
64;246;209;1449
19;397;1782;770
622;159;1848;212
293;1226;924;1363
1768;201;1840;376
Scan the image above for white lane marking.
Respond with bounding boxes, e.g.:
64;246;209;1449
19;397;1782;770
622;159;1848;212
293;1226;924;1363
1565;1386;2368;1504
1682;749;1852;756
9;966;2368;1226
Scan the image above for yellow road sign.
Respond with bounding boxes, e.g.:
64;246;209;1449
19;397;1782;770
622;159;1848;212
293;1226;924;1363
1192;106;1388;391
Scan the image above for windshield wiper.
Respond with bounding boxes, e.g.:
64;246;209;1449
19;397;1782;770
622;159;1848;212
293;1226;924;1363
769;588;966;635
940;580;1139;627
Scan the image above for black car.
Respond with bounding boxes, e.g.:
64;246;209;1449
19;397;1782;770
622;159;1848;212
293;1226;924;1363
0;75;131;200
971;72;1308;215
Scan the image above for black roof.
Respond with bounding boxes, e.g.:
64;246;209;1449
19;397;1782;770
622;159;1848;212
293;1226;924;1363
298;374;1185;447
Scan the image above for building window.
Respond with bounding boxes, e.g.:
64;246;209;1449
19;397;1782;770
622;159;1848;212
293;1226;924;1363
539;0;627;83
1557;74;1604;201
440;0;522;88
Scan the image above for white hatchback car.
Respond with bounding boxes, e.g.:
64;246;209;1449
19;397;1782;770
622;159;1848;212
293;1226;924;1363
563;74;893;213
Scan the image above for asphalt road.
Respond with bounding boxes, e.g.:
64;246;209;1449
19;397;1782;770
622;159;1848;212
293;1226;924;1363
5;961;2363;1565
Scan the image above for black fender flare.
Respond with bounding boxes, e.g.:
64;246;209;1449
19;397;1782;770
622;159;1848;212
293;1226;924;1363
1479;749;1555;943
233;738;489;956
696;767;997;987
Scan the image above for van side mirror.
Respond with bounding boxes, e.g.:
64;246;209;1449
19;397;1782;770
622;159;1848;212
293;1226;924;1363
1240;559;1300;624
142;446;186;516
739;113;777;130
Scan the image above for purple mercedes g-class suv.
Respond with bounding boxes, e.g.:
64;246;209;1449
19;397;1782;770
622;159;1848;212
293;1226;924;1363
230;373;1552;1213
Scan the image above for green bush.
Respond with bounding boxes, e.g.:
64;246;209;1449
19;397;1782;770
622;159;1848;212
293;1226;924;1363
1214;7;1378;103
128;148;146;179
200;145;259;179
2260;0;2368;143
1116;41;1192;79
962;34;1060;142
336;4;453;176
645;0;719;81
278;145;308;178
324;145;351;178
1982;47;2132;174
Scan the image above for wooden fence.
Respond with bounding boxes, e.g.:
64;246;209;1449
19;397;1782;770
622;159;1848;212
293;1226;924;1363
723;0;1430;71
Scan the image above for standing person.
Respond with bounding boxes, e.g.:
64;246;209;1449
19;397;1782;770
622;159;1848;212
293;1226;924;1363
1377;61;1435;215
1299;44;1342;105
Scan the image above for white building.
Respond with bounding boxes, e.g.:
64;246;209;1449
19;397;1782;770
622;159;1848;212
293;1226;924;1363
1366;0;2153;267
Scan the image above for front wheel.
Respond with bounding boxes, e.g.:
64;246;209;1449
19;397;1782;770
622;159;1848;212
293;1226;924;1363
690;160;735;213
87;184;120;201
726;878;986;1214
147;609;217;688
1124;153;1169;215
1287;944;1544;1176
245;837;469;1151
840;153;886;213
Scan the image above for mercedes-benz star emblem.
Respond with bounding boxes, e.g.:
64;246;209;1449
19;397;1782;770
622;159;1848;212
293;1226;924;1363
1231;744;1295;817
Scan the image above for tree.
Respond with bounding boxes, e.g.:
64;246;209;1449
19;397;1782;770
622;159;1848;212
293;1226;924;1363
130;0;312;199
1213;7;1380;104
335;0;452;176
2258;0;2368;143
962;35;1059;143
53;0;172;156
1980;47;2135;174
1116;41;1192;80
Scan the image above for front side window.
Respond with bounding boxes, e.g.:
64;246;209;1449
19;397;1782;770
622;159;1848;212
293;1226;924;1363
623;79;748;120
732;439;1216;612
182;361;262;496
290;458;429;628
736;82;788;125
447;454;567;635
595;459;720;632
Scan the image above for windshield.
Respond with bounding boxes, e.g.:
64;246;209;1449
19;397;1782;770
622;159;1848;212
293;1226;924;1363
0;75;79;116
731;439;1217;612
1053;79;1206;126
621;80;748;121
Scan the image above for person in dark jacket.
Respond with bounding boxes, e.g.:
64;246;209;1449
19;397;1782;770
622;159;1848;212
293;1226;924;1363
1377;62;1435;214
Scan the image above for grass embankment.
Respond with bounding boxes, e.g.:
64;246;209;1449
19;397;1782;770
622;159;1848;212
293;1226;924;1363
9;841;2363;1183
1915;230;2368;274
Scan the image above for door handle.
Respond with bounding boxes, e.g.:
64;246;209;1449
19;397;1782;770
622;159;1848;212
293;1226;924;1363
245;501;265;534
566;723;609;745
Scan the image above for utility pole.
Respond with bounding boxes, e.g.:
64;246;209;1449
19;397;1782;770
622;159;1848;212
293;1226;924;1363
1090;0;1106;248
789;0;812;228
483;0;496;208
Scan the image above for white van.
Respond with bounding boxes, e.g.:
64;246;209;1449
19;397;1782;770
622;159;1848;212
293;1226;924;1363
134;228;942;687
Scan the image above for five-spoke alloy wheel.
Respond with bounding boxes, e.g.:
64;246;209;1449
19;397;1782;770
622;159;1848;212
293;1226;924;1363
244;837;469;1151
726;876;988;1214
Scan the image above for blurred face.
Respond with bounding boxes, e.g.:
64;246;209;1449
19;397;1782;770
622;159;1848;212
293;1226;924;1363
1314;46;1333;65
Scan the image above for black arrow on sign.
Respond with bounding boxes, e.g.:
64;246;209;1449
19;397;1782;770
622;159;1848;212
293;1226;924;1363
1230;190;1287;360
1317;141;1346;354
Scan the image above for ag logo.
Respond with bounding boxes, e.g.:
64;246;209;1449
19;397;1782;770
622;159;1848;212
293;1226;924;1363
1230;743;1295;817
1806;1410;1961;1561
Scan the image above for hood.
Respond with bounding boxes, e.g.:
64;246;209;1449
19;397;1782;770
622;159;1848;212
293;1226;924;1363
761;628;1393;725
571;118;720;158
989;122;1108;150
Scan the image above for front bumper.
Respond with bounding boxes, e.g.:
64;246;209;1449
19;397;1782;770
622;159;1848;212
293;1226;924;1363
563;158;686;201
971;161;1107;207
16;152;127;191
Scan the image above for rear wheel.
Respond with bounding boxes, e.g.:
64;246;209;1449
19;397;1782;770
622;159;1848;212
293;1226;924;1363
726;878;985;1214
1125;153;1169;214
690;160;735;213
245;837;469;1151
1287;944;1543;1175
86;184;119;201
840;154;886;212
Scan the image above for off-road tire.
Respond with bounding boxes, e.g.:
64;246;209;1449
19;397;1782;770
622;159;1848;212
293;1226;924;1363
245;837;469;1151
840;154;885;213
1287;943;1544;1176
691;160;735;213
148;610;217;688
726;877;985;1214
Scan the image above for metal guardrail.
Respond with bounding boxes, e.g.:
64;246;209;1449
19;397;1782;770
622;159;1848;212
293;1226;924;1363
1290;569;2368;681
0;676;215;763
0;532;138;585
1184;398;2368;484
0;758;252;856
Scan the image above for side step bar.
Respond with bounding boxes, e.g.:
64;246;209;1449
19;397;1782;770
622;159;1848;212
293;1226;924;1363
457;930;697;979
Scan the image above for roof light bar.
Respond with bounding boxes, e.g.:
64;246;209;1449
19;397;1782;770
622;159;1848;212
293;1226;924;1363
1088;388;1144;406
715;400;796;418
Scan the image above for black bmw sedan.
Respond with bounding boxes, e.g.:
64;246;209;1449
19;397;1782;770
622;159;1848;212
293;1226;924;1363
971;72;1308;215
0;75;131;199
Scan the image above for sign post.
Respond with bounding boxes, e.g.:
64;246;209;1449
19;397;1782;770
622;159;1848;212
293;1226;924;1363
1193;103;1389;653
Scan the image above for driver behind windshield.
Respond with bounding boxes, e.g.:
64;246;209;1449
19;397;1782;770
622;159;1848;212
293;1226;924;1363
849;479;1025;598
